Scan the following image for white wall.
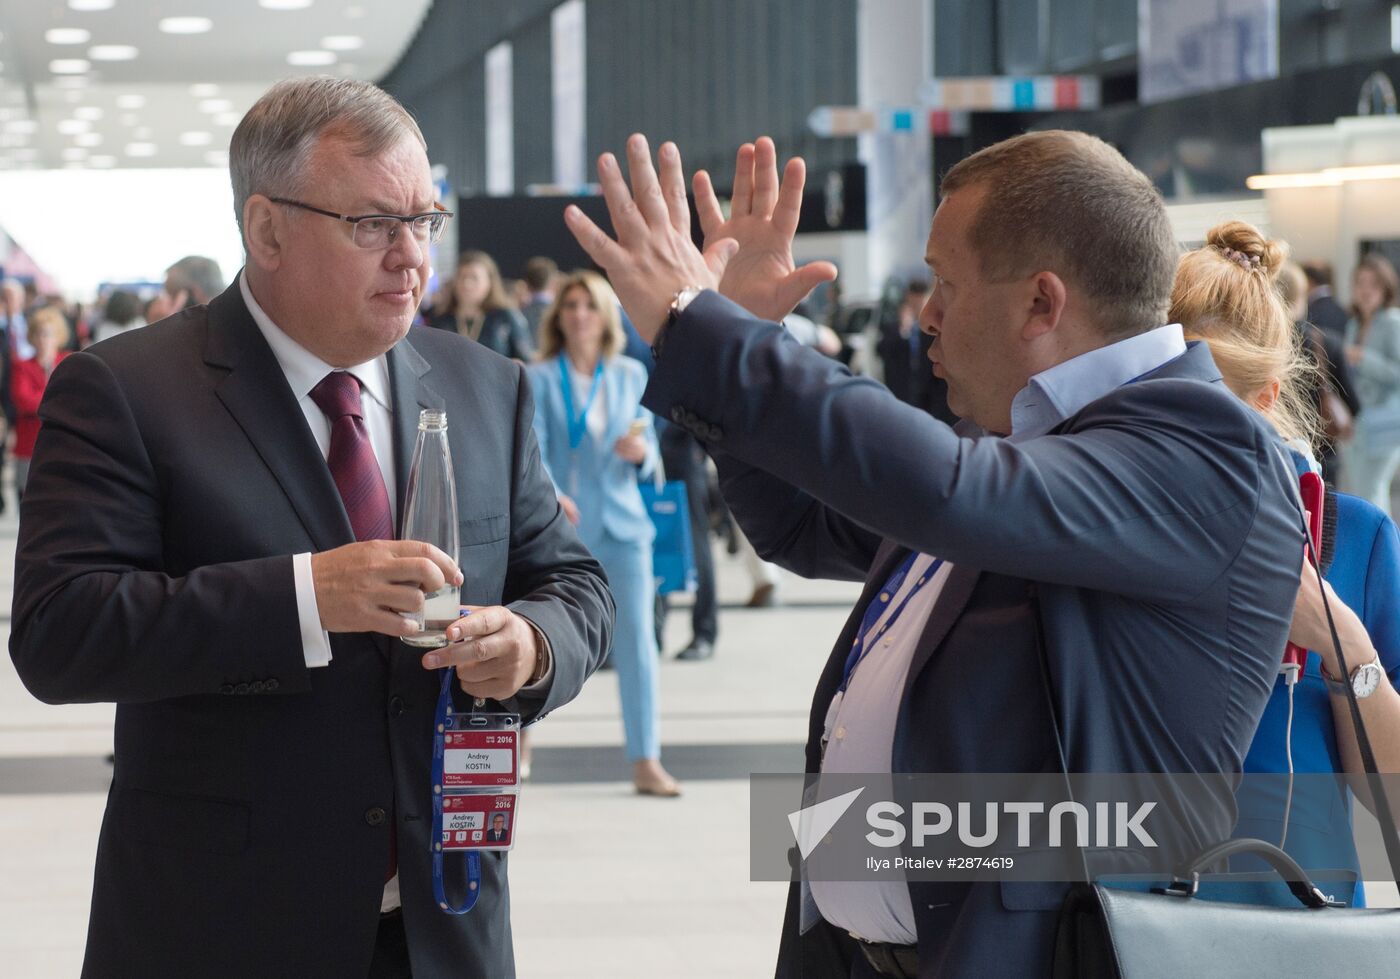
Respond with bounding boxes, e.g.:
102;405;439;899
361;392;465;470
0;168;245;299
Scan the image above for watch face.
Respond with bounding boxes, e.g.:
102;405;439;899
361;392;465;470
1354;663;1383;699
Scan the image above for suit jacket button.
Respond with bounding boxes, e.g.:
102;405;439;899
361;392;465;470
389;695;407;717
219;683;235;695
670;406;684;423
233;682;250;695
365;807;387;826
265;678;279;691
250;680;265;694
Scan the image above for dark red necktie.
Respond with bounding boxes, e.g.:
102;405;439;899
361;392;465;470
309;371;397;881
309;371;394;543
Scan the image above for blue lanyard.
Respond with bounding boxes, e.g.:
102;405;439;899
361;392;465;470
559;356;604;450
839;551;942;692
432;661;481;915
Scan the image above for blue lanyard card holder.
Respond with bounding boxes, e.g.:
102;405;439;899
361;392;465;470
430;669;521;915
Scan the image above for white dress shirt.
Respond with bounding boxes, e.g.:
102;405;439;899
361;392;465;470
240;273;396;667
810;324;1188;944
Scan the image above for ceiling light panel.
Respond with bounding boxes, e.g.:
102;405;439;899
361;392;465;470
46;28;92;45
287;50;336;67
159;17;213;35
90;45;139;61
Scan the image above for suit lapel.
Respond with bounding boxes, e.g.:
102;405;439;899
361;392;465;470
386;332;446;522
206;283;354;552
901;564;980;702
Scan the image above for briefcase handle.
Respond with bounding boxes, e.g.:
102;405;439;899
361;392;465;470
1154;838;1340;910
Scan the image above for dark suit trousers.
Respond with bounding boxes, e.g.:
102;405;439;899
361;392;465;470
369;910;412;979
658;427;717;645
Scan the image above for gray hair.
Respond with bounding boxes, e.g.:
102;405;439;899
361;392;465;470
229;76;426;238
167;255;226;301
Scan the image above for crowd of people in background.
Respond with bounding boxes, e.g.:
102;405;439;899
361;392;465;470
8;232;1400;816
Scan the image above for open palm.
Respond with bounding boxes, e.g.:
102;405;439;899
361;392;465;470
694;138;837;324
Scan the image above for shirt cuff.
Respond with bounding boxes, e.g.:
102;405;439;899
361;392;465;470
294;552;333;668
517;615;554;692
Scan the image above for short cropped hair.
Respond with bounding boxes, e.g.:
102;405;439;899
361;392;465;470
939;130;1178;338
523;256;558;293
167;255;225;301
229;76;426;239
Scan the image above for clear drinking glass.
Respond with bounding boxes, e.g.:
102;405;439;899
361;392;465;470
400;409;461;648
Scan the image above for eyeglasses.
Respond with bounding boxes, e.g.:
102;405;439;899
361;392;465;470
268;196;454;249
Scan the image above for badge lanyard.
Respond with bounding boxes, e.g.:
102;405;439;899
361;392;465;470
559;356;604;450
432;665;481;915
824;551;943;742
430;610;523;915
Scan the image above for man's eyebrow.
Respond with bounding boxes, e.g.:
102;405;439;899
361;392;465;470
364;200;433;214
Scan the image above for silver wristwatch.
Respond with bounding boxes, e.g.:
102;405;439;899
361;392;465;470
1321;655;1384;699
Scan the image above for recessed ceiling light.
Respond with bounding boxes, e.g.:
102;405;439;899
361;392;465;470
68;0;117;10
74;106;103;120
260;0;313;8
88;154;118;167
90;45;139;61
214;111;242;126
189;83;219;97
159;17;212;34
287;50;336;67
198;98;232;113
321;35;363;51
124;142;157;157
4;119;37;135
57;119;91;135
50;59;91;75
75;132;103;147
180;131;212;146
46;28;92;45
205;150;229;166
62;147;88;161
115;94;145;109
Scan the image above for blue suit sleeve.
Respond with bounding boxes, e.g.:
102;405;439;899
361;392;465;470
1361;511;1400;685
643;290;1296;602
526;367;562;496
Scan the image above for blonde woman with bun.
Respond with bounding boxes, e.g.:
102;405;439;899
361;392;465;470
1171;221;1400;905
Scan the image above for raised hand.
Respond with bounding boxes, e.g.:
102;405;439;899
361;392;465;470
694;137;838;323
565;134;737;342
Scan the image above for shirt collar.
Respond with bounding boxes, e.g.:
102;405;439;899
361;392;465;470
1008;323;1186;441
239;271;390;411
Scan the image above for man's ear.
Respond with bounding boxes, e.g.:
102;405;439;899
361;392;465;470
243;195;283;271
1021;270;1067;341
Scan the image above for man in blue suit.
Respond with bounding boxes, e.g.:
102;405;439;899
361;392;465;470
565;130;1303;977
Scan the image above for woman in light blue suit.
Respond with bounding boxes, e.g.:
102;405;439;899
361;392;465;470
529;270;680;796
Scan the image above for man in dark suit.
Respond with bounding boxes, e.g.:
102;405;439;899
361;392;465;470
1303;260;1350;338
10;77;611;979
565;131;1301;977
486;814;510;843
